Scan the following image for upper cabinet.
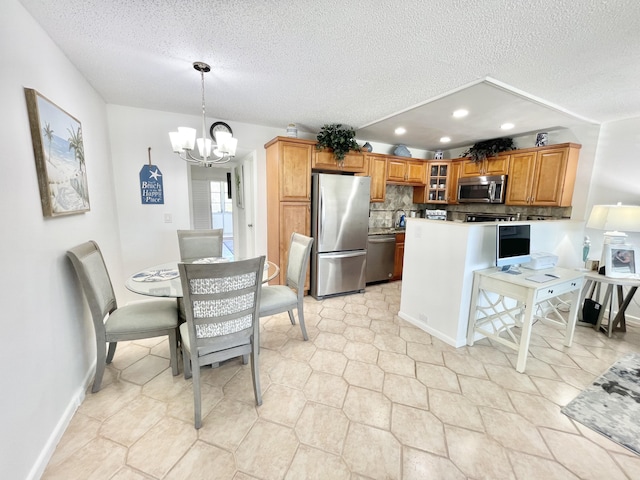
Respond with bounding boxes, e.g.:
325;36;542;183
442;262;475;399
276;140;312;201
459;155;510;178
446;160;462;204
505;143;581;206
366;154;387;203
413;160;460;204
312;149;366;173
386;157;426;185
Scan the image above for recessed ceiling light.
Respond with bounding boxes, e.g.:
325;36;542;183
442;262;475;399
453;109;468;118
395;127;406;135
501;123;515;130
440;137;451;143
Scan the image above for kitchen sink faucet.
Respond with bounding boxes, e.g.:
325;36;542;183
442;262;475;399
393;209;407;228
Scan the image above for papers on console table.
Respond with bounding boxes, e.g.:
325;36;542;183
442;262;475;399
525;273;558;283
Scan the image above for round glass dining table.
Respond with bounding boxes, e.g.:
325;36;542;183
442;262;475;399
125;258;280;298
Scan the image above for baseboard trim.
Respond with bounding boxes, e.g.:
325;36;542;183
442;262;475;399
26;364;93;480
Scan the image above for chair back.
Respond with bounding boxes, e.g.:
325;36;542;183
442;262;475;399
285;233;314;296
177;229;224;261
178;256;265;355
66;241;117;334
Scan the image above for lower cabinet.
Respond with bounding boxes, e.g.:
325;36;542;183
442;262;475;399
392;233;405;280
279;202;311;289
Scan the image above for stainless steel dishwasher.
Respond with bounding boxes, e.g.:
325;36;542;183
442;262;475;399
366;234;396;283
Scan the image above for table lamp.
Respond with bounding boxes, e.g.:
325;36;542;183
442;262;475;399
586;203;640;266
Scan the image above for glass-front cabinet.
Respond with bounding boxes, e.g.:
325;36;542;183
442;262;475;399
427;163;449;203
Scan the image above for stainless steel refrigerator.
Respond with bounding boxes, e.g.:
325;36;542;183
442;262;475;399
311;173;371;299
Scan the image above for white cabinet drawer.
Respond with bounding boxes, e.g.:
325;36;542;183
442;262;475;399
535;278;582;303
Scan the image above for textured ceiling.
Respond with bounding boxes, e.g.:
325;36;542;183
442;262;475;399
18;0;640;151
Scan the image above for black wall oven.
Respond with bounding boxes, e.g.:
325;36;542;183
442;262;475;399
458;175;506;203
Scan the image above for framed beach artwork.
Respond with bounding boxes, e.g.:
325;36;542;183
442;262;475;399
25;88;90;217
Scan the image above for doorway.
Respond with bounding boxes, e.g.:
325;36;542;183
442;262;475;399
189;165;234;257
188;154;256;259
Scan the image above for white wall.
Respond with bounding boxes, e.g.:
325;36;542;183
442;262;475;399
106;105;284;303
0;2;123;479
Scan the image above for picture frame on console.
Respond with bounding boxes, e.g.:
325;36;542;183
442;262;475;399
603;244;638;278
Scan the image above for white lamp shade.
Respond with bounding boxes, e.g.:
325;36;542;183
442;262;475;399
177;127;197;150
586;204;640;233
169;132;183;153
196;137;212;158
214;131;237;156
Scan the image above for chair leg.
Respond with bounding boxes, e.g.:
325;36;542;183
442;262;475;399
105;342;117;364
192;358;202;429
183;344;192;379
296;305;309;341
92;340;107;393
168;329;179;376
287;310;296;325
242;354;249;365
250;340;262;406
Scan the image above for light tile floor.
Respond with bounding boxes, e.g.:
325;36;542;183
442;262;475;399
43;281;640;479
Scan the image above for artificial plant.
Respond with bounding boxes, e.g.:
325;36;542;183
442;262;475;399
461;137;515;162
316;123;360;163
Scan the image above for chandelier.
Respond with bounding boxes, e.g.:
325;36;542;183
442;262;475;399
169;62;237;166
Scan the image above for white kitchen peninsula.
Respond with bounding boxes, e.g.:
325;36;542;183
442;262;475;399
398;218;585;347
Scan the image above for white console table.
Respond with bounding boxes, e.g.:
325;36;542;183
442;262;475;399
467;267;583;373
578;272;640;337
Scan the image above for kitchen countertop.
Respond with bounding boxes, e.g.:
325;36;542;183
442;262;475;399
368;227;406;235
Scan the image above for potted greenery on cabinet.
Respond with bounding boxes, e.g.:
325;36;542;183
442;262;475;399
316;123;360;166
461;137;515;162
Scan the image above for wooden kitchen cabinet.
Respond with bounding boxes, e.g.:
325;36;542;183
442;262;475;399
312;149;366;173
386;157;426;185
366;154;387;202
505;143;580;207
265;137;313;286
459;154;510;178
392;232;405;280
447;160;462;204
387;157;408;183
413;161;456;204
276;140;312;201
406;160;426;183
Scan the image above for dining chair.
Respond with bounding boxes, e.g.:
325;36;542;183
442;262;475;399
178;256;265;429
66;241;179;393
177;229;224;261
259;233;313;341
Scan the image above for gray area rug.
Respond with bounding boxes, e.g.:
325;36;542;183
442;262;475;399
562;352;640;455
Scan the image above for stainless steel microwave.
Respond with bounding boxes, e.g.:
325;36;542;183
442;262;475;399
457;175;506;203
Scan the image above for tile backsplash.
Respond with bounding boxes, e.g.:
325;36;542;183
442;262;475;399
369;185;426;228
368;185;572;229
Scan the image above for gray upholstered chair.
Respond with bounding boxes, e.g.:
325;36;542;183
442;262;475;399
66;241;179;393
259;233;313;341
178;256;265;429
177;229;224;261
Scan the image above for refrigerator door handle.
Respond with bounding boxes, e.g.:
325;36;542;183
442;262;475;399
319;186;325;245
320;251;367;259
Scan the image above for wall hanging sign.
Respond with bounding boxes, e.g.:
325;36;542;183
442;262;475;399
24;88;90;217
140;148;164;204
